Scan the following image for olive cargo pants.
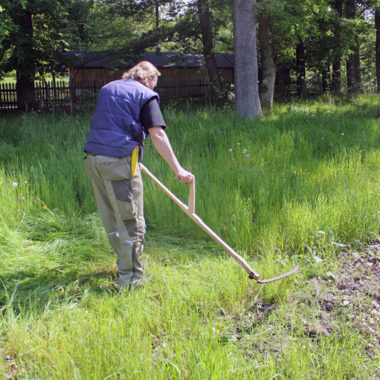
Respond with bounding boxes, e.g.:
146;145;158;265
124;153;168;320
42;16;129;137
84;153;145;288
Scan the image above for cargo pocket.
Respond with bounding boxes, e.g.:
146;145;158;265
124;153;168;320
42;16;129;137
112;179;136;220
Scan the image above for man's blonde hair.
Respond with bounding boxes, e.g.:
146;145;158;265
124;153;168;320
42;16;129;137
122;61;161;87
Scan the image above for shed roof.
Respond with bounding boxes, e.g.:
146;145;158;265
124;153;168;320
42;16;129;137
65;51;234;69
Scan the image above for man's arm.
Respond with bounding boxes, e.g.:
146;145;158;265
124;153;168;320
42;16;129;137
148;126;194;184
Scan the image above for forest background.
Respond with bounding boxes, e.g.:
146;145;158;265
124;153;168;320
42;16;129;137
1;0;380;114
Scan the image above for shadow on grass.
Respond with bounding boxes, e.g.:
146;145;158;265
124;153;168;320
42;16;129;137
145;231;226;266
0;233;226;315
0;267;118;316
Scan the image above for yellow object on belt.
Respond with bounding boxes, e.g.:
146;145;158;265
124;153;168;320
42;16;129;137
131;146;139;177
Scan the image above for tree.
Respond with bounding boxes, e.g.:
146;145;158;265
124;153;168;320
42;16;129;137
345;0;362;92
331;0;343;92
1;3;35;110
265;0;321;98
275;0;361;96
1;0;93;110
295;37;308;98
88;1;200;63
0;0;15;51
197;0;224;104
105;0;227;103
257;0;276;109
233;0;262;118
303;3;340;94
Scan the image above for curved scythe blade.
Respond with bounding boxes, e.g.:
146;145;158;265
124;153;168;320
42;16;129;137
254;264;299;284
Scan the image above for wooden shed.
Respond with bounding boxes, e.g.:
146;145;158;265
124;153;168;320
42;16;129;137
67;51;234;98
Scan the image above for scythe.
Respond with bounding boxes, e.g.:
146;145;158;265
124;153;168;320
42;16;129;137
140;164;299;284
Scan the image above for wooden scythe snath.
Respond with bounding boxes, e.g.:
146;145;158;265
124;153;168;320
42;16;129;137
140;164;299;284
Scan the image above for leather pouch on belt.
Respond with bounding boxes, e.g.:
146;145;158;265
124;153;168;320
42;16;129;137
131;146;139;177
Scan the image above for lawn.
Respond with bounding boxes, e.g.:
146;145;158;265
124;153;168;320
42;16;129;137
0;94;379;379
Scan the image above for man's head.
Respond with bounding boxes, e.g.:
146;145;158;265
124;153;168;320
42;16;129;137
122;61;161;90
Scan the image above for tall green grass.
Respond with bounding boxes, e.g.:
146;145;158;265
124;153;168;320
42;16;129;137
144;96;379;257
0;94;379;378
1;96;378;255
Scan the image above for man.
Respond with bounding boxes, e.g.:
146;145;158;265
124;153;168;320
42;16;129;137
83;61;194;289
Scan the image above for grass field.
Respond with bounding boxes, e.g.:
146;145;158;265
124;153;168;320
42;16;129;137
0;94;379;378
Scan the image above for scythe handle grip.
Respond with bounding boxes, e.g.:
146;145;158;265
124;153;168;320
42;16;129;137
188;177;195;214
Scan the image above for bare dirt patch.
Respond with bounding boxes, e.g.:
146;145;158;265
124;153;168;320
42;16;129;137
307;242;380;356
225;242;380;362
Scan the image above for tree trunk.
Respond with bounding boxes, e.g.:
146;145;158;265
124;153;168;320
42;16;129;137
346;40;361;93
346;55;355;92
322;67;330;93
233;0;262;118
345;0;361;93
13;9;35;111
276;67;291;96
331;0;343;93
154;0;160;29
354;41;361;90
258;6;276;110
331;59;341;92
375;7;380;93
296;38;307;98
197;0;224;104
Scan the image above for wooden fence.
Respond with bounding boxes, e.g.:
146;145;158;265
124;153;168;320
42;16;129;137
0;80;106;112
0;79;212;112
0;82;18;111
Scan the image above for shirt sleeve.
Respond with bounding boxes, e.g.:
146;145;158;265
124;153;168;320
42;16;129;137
140;97;166;135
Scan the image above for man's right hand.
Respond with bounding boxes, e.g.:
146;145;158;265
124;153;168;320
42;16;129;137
175;168;194;184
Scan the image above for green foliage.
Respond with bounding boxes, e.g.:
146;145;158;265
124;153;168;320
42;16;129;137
255;0;379;93
1;0;379;99
86;1;202;54
0;2;14;50
0;0;96;80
